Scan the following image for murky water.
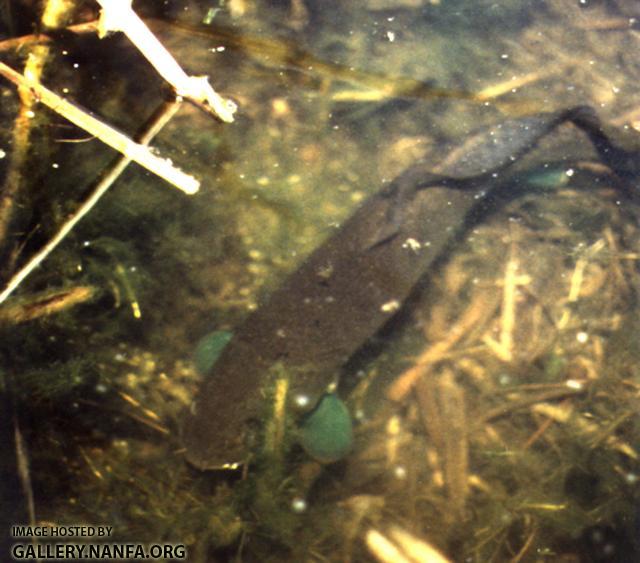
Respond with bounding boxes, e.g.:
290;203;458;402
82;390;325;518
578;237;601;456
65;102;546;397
1;1;640;561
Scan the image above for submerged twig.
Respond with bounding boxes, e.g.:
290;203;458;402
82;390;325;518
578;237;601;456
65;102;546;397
532;402;638;459
95;0;236;123
0;60;199;193
416;369;469;518
0;21;98;52
387;288;498;402
0;98;182;305
0;285;98;323
0;10;62;261
116;391;170;435
0;89;32;255
366;526;451;563
14;412;36;528
482;250;531;362
263;371;289;462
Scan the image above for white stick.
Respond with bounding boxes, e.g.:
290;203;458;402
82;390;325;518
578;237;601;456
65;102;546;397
0;59;199;194
96;0;237;123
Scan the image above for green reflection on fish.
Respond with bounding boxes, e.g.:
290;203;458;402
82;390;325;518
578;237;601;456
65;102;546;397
193;330;233;376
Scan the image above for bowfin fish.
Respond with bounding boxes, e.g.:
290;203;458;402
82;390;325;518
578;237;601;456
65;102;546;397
370;107;621;247
182;107;638;470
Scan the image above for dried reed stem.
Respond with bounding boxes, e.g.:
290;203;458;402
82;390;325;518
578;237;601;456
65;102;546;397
0;286;98;323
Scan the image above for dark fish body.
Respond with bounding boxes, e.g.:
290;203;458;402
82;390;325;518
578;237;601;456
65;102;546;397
183;182;479;468
183;106;636;469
